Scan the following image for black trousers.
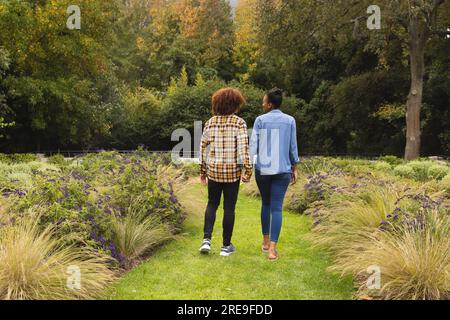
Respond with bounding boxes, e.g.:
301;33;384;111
203;179;240;246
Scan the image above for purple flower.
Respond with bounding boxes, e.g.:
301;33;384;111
169;195;178;204
16;190;26;197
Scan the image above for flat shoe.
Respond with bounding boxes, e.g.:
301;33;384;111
268;251;279;261
262;244;269;253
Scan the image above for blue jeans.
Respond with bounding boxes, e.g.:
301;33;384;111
255;170;291;243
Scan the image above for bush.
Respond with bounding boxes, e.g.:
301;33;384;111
6;172;32;186
373;161;392;172
27;161;60;173
307;174;450;300
441;174;450;192
0;153;39;164
179;162;199;178
110;198;173;268
47;154;68;166
408;160;432;181
393;161;449;181
9;151;185;265
428;164;449;180
378;155;403;166
339;210;449;300
0;216;116;300
298;157;338;175
393;165;415;179
288;174;330;214
158;71;300;147
309;185;399;252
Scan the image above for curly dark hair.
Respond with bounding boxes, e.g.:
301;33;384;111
212;88;246;116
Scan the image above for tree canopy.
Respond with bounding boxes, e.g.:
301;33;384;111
0;0;448;157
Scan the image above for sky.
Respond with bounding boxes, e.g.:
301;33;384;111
229;0;238;8
229;0;238;16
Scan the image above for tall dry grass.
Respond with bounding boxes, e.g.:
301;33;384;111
0;217;116;300
110;198;173;267
309;184;399;253
308;181;449;300
335;210;449;300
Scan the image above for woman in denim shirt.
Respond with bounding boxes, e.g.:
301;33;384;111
250;88;300;261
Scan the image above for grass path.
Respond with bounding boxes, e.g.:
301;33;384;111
108;181;354;300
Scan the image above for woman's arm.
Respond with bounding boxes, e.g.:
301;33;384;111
199;121;210;183
249;117;260;166
289;118;300;167
237;120;252;182
290;119;300;185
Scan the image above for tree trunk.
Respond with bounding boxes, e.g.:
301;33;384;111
404;15;427;161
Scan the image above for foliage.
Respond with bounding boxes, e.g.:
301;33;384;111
334;210;449;300
286;157;450;300
1;0;449;156
110;197;173;268
394;161;449;181
441;174;450;192
394;164;415;179
0;153;39;164
428;164;450;180
158;70;300;149
378;155;403;166
3;151;185;266
373;161;392;172
0;215;116;300
47;154;68;166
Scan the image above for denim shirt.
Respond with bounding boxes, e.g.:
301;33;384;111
250;110;300;175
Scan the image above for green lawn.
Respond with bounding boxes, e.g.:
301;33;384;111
108;182;354;300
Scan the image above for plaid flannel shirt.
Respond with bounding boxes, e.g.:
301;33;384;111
200;115;253;183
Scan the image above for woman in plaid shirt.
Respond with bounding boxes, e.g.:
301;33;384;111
199;88;252;257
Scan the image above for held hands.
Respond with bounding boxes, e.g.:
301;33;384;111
241;174;251;184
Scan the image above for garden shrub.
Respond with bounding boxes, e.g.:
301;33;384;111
393;161;449;181
298;157;339;175
288;173;329;214
6;151;185;267
179;162;199;178
27;161;60;173
378;155;403;166
441;174;450;192
47;154;68;166
110;197;173;269
242;179;260;198
408;160;433;181
336;210;449;300
0;216;116;300
428;164;449;180
393;164;415;179
303;165;450;300
0;153;38;164
373;161;392;172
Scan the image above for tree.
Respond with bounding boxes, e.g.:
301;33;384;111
0;47;14;139
233;0;259;80
0;0;118;151
256;0;449;159
401;0;447;159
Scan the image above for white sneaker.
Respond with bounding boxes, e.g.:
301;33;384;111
199;239;212;254
220;244;236;257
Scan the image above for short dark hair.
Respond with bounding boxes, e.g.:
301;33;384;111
266;88;283;109
212;88;246;116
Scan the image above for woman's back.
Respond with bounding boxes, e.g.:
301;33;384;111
250;109;299;175
201;115;252;183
